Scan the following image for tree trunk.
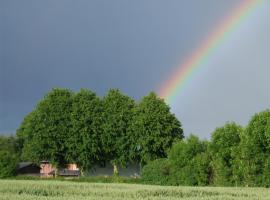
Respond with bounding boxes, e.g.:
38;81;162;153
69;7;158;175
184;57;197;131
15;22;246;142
80;169;84;177
113;164;119;176
54;168;58;178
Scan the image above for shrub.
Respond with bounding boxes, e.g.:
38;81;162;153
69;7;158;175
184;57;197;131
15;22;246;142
141;158;171;185
168;135;211;186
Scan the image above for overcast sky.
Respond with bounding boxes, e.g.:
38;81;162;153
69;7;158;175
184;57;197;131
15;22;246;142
1;0;270;138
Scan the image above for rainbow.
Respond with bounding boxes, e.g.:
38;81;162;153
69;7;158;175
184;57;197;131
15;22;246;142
159;0;264;104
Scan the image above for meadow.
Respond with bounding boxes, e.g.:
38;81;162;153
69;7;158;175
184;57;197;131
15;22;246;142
0;180;270;200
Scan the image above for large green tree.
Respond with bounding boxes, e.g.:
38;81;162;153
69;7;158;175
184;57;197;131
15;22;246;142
209;122;242;186
130;92;184;164
67;89;103;174
17;88;73;168
102;89;135;175
241;110;270;186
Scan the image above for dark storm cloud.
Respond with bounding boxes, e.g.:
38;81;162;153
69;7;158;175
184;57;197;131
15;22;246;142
2;0;269;137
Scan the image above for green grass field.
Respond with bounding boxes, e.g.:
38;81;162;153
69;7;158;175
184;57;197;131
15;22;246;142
0;180;269;200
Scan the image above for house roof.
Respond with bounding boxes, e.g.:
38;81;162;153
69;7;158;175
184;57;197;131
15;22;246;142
18;162;40;169
40;160;50;164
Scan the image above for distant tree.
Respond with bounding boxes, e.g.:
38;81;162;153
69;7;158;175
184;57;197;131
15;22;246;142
0;136;20;155
16;110;38;161
101;89;135;175
0;136;20;178
209;122;242;186
17;88;73;170
241;110;270;186
168;135;210;186
130;92;183;164
16;110;39;161
67;89;103;174
0;150;18;178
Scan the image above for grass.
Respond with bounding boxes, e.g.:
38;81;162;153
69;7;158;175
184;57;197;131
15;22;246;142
8;175;142;184
1;180;270;200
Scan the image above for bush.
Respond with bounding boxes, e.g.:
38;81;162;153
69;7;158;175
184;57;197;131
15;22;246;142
167;135;211;186
0;150;18;178
141;158;171;185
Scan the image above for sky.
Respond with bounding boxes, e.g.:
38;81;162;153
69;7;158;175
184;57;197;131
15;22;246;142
1;0;270;138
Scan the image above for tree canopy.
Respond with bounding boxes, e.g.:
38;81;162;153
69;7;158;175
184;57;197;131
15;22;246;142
241;110;270;186
168;135;210;186
13;87;270;186
18;88;73;167
209;122;242;186
101;89;136;174
130;92;184;164
67;89;103;172
16;88;183;176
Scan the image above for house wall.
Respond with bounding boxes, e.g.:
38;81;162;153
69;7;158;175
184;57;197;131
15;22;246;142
40;163;55;177
39;162;140;177
66;164;79;170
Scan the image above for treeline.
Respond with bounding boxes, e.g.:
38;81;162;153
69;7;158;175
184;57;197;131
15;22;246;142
14;88;183;175
1;87;270;187
142;112;270;187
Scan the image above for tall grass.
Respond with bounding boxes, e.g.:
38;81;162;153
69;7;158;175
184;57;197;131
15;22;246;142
0;180;269;200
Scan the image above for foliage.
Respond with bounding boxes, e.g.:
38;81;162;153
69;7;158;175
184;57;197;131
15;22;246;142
16;88;183;177
18;88;73;167
101;89;136;173
141;158;171;185
67;89;103;173
16;111;37;161
168;135;211;186
209;122;242;186
240;110;270;186
13;87;270;187
0;136;19;155
0;136;20;178
262;156;270;187
130;92;184;164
